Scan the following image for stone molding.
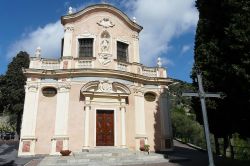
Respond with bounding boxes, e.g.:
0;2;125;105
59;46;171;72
61;4;143;32
23;68;172;85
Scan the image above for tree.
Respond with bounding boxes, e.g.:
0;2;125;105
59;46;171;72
0;51;30;138
193;0;250;157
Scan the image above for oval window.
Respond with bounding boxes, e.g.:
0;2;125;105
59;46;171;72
144;92;156;102
42;87;57;97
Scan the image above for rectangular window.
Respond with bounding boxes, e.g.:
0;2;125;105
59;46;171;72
79;38;93;57
117;41;128;62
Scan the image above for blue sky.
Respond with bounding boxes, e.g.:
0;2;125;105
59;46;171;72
0;0;198;82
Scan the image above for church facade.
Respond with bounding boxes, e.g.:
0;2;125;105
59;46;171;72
18;4;173;156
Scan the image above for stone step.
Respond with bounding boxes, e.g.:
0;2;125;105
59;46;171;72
38;150;169;166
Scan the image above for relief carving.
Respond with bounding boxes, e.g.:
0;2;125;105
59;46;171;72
97;18;115;28
101;39;110;53
97;79;113;93
98;53;112;66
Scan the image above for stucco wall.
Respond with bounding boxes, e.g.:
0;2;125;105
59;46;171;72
35;87;56;154
67;84;85;152
144;92;162;151
67;10;138;69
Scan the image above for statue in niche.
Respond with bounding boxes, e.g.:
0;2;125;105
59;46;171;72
101;39;109;53
100;30;111;53
98;30;112;66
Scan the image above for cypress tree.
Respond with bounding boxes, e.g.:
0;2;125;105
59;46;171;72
0;51;30;138
193;0;250;156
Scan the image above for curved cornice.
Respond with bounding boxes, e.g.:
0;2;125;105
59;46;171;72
61;4;143;32
23;68;173;85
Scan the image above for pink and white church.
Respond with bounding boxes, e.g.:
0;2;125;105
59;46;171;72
18;3;173;156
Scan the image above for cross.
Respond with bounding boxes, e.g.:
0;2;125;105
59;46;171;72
182;72;223;166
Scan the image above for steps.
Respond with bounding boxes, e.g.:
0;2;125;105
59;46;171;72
38;147;169;166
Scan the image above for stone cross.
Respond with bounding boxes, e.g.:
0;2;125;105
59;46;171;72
182;73;222;166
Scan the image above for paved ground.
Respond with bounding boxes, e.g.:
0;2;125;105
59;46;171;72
0;140;42;166
1;140;250;166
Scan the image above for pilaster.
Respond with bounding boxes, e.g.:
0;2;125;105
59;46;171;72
120;103;126;148
133;87;147;150
132;33;140;63
83;97;91;149
50;82;71;155
62;25;74;58
159;90;173;150
18;83;40;156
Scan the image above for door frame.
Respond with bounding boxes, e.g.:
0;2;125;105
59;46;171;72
94;108;117;147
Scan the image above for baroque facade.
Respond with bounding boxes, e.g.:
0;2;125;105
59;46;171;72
18;4;173;156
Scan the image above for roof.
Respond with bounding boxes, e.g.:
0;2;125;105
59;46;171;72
61;3;143;32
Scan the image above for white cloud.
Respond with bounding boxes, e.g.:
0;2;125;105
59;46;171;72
181;45;192;54
7;20;64;58
125;0;198;66
6;0;198;65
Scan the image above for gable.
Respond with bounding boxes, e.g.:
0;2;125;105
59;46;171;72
61;4;143;33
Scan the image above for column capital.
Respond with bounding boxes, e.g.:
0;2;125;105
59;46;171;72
84;105;91;111
64;26;74;32
57;82;71;92
119;106;126;111
133;87;144;96
25;83;39;92
132;34;139;40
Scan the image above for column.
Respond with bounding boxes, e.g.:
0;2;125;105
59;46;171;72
51;82;70;155
62;25;74;58
159;91;173;150
83;100;90;149
18;83;39;156
134;88;147;150
120;106;126;147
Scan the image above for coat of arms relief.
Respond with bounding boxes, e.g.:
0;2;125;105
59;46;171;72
97;18;114;66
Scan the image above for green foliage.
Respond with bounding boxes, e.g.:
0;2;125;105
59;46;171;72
0;51;30;114
144;144;150;152
171;106;206;149
232;134;250;160
168;79;195;111
0;123;15;132
0;51;29;136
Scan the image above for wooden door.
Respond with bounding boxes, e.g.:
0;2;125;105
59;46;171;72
96;110;114;146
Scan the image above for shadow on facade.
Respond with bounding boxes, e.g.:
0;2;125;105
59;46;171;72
153;98;162;152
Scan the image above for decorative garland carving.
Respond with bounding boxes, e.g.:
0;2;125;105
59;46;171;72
97;18;115;28
97;79;113;93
